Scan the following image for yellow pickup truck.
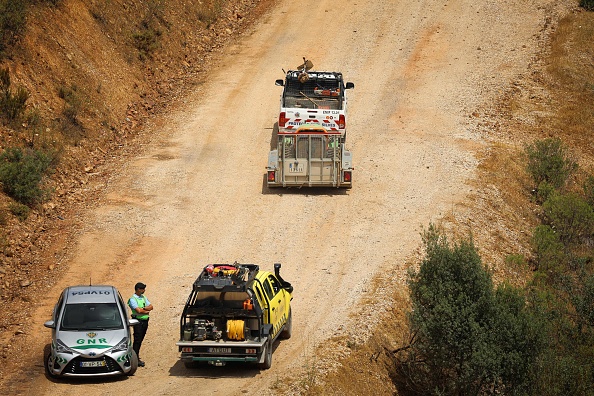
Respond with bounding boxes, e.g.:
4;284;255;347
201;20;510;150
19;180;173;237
176;262;293;369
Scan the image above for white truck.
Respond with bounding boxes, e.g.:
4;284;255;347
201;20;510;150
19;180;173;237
267;59;354;188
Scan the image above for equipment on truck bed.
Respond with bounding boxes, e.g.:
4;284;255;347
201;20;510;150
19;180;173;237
176;262;293;369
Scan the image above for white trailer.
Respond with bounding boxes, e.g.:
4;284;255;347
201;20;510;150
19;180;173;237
267;124;353;188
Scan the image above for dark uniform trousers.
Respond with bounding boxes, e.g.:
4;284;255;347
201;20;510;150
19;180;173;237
132;318;149;359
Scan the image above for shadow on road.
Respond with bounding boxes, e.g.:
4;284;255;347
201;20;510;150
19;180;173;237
168;341;282;378
168;360;261;378
261;174;351;196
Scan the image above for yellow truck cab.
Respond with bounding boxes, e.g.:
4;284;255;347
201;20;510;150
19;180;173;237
176;262;293;369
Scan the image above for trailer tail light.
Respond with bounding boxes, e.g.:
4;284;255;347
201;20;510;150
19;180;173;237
338;114;345;129
279;112;288;127
267;170;276;182
343;171;352;182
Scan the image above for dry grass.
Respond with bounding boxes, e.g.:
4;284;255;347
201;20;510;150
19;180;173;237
548;12;594;161
280;8;594;396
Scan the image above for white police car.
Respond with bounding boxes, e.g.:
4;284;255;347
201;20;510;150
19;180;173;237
44;285;139;378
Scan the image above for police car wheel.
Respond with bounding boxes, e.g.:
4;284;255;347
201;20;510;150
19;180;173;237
44;345;58;379
127;350;139;376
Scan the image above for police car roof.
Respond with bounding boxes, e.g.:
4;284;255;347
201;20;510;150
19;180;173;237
63;285;119;304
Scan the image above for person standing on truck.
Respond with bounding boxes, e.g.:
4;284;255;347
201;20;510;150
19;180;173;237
128;282;153;367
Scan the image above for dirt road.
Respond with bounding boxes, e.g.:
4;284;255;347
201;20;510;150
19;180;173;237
4;0;569;394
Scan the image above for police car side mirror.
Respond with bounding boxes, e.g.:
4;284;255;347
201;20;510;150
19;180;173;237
345;82;354;89
275;79;284;86
44;320;55;329
128;318;140;326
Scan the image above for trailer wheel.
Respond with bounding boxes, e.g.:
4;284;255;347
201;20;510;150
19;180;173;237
258;340;273;370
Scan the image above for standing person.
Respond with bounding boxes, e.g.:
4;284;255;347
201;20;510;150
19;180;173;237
128;282;153;367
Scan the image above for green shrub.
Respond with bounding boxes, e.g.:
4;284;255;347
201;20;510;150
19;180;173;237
58;84;82;124
505;253;528;269
197;0;224;27
525;137;577;190
132;1;165;60
0;0;27;55
531;350;594;396
580;0;594;11
532;224;566;274
542;192;594;245
9;201;30;221
132;27;161;60
0;147;54;205
396;225;544;395
0;66;8;89
536;180;556;204
0;67;29;121
574;274;594;328
584;175;594;207
1;85;29;120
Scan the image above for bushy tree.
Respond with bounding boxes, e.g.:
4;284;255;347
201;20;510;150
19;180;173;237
396;225;545;395
542;192;594;246
531;224;566;275
0;0;26;55
0;67;30;121
580;0;594;11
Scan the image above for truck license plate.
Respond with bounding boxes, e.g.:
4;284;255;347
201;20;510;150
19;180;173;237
289;163;304;173
208;347;231;353
80;361;106;367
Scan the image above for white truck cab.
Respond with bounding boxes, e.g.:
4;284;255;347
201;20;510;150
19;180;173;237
274;64;354;134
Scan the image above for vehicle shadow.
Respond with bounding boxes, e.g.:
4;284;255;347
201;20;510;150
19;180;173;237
168;342;280;378
44;375;132;384
168;360;260;378
261;174;351;196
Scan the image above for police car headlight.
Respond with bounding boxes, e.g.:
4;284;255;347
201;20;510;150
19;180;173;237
56;339;76;354
111;337;129;353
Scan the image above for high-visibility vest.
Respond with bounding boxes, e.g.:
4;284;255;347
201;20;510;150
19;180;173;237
129;295;149;320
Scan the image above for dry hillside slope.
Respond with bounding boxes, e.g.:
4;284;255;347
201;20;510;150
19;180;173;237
0;0;585;395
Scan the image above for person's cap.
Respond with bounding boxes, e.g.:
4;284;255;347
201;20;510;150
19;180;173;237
135;282;146;290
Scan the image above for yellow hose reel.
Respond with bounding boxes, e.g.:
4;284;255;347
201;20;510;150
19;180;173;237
226;320;245;341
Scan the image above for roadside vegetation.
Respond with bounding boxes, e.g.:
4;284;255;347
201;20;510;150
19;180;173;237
0;0;592;394
0;0;229;213
0;67;57;217
0;0;243;364
287;5;594;396
389;5;594;395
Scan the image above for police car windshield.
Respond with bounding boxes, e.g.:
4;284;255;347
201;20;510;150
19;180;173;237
61;303;123;330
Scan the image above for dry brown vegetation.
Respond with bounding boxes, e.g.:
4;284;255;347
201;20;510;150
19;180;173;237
0;0;272;362
0;1;593;394
281;7;594;396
